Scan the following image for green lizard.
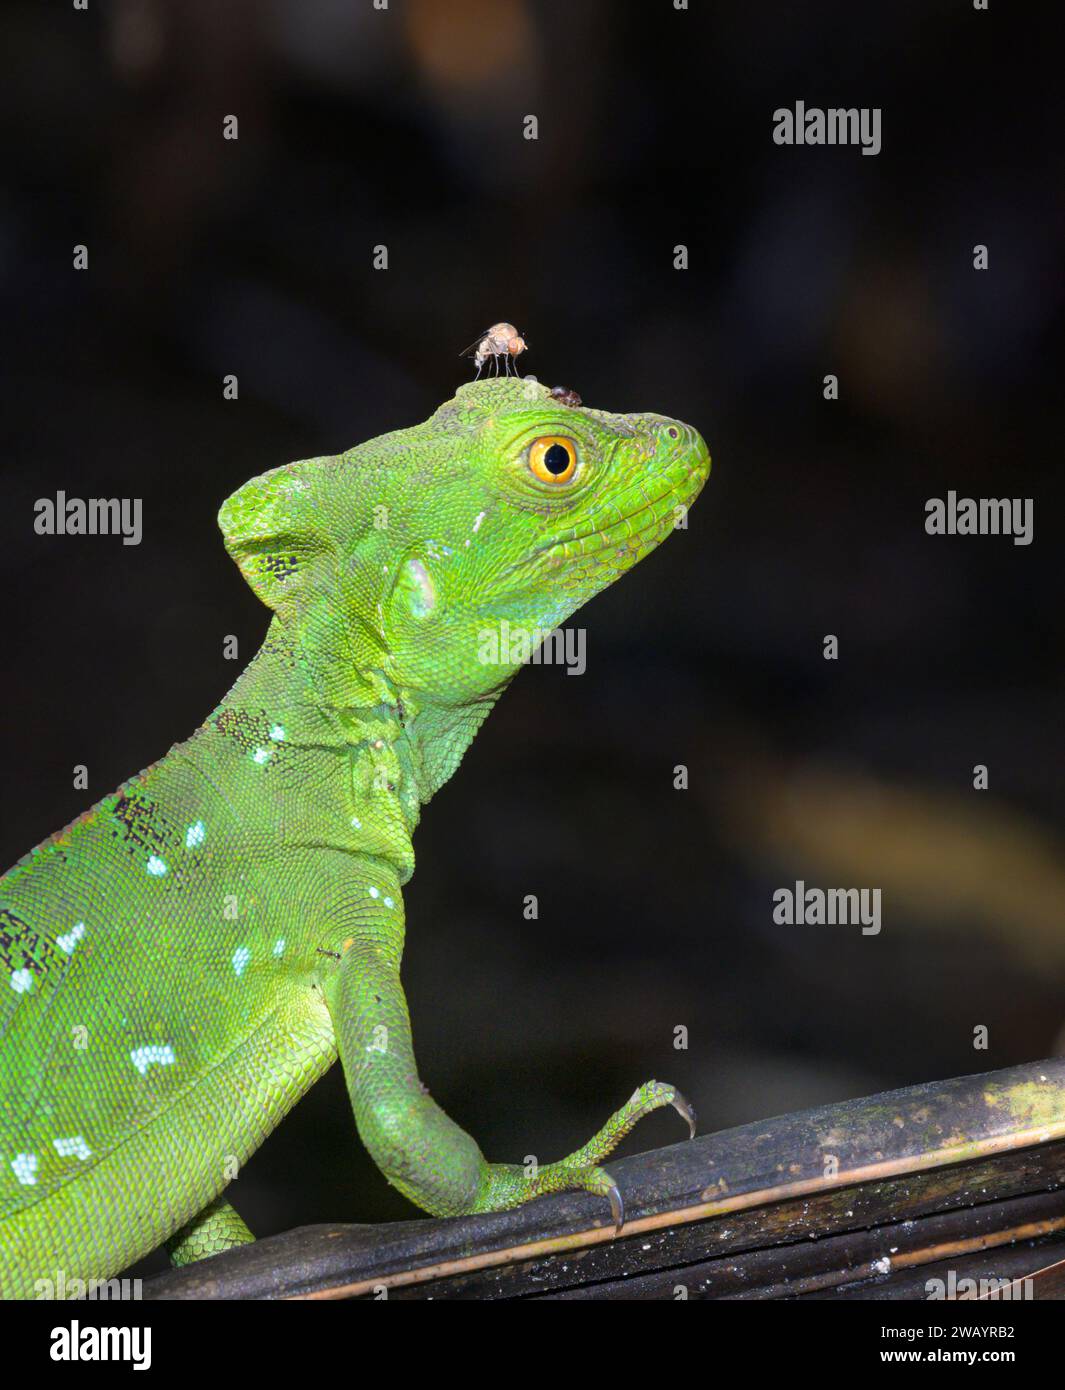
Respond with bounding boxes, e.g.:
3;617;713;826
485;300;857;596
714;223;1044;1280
0;377;710;1297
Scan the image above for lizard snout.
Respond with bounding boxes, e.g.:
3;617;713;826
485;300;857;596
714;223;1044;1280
648;417;712;494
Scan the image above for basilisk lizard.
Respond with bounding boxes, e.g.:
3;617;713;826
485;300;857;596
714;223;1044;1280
0;378;710;1296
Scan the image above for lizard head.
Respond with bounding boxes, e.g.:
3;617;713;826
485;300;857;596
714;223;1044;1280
220;378;710;708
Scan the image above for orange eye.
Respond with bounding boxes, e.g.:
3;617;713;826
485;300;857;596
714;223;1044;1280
528;436;578;484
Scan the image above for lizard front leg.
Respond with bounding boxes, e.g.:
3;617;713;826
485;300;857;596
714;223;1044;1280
325;930;694;1228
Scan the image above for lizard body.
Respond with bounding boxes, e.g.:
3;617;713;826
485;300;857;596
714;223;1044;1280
0;378;709;1296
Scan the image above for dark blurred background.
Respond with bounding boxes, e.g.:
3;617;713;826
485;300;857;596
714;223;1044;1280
1;1;1062;1270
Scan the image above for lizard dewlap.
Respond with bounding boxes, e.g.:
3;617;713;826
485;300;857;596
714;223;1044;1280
0;378;710;1296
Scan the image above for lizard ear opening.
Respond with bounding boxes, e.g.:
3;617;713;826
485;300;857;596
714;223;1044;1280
218;459;336;619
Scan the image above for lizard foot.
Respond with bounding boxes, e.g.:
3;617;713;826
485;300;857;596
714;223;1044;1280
473;1080;695;1233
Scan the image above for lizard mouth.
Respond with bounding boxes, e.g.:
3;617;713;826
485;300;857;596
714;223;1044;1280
495;424;709;590
516;449;708;578
547;483;684;562
494;487;672;584
562;425;709;556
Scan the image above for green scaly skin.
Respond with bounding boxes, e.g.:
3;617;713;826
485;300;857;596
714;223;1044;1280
0;378;710;1297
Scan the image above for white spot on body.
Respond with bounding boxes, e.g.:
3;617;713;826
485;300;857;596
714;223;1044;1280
130;1044;176;1076
368;886;380;899
10;970;33;995
384;897;394;908
252;748;272;765
472;510;486;533
272;938;286;958
53;1136;91;1161
270;725;286;742
400;555;437;618
232;946;251;977
11;1153;38;1186
185;821;206;849
57;921;86;955
146;856;167;877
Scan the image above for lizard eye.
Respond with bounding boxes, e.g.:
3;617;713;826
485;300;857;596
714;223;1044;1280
528;436;578;484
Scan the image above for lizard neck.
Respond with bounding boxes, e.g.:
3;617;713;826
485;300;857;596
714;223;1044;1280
197;618;496;883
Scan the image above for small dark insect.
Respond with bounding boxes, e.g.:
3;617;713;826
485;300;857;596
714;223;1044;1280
461;322;527;377
550;385;582;407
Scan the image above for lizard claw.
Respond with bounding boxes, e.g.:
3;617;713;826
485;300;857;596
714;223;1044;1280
508;1082;693;1235
671;1088;697;1139
607;1181;625;1234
